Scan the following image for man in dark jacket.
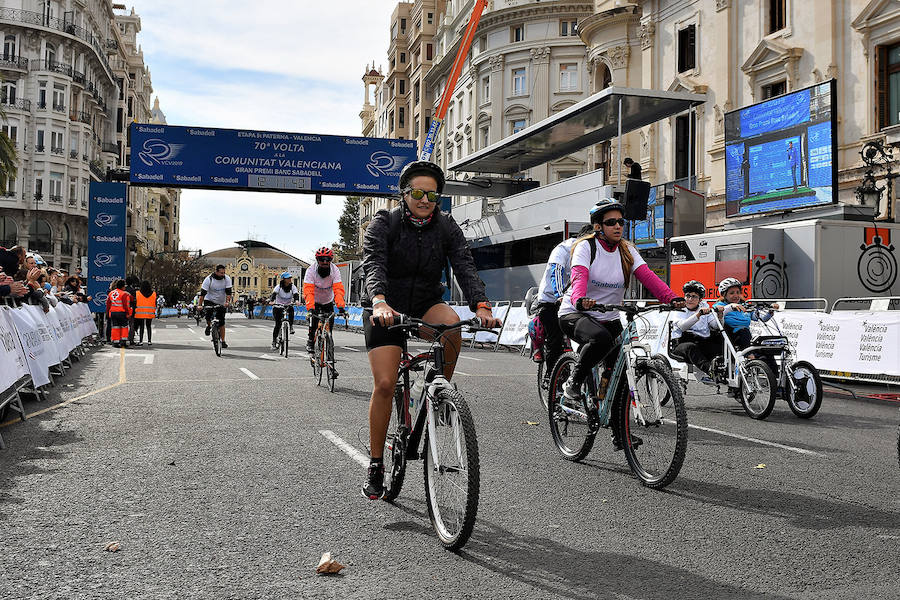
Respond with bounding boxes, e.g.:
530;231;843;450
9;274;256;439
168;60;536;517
360;160;501;500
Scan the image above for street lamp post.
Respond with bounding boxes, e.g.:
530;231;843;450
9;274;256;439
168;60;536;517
857;140;897;222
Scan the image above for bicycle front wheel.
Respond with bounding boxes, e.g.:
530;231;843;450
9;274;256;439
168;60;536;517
424;388;480;550
212;324;221;357
547;352;595;461
785;360;822;419
313;336;323;385
740;359;777;420
619;361;687;489
383;384;409;502
281;322;290;358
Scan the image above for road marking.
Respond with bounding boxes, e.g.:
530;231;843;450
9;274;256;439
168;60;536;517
99;351;154;364
686;423;827;458
187;327;196;334
340;346;360;352
258;354;278;361
319;430;368;468
455;370;472;376
239;368;259;380
166;324;178;329
458;355;483;361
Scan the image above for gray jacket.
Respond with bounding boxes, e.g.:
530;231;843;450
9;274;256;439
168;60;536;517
362;207;488;315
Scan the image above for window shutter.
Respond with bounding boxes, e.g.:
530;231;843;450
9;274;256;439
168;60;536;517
877;45;888;130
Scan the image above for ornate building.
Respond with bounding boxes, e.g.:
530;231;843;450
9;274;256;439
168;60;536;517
200;240;310;301
0;1;179;272
579;0;900;227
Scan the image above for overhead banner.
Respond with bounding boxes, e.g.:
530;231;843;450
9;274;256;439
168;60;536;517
128;124;418;196
87;182;127;313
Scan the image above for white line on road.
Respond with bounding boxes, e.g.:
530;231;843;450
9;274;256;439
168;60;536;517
455;370;472;376
166;324;178;329
341;346;360;352
99;351;154;364
258;354;278;361
187;327;196;334
458;355;483;361
687;423;827;458
319;430;368;468
239;368;259;380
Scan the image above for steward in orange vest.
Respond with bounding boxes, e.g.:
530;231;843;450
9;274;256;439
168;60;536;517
135;290;157;319
134;282;156;346
106;280;132;347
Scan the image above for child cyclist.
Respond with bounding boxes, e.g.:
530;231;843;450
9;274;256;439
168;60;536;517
713;277;779;356
558;198;684;449
671;279;722;382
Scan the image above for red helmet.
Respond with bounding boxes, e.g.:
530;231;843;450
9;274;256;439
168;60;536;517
315;247;334;259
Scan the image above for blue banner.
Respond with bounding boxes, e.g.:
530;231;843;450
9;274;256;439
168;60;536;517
87;183;127;313
129;124;418;196
739;88;810;138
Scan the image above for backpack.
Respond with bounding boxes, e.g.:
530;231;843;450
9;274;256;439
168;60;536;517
561;236;597;294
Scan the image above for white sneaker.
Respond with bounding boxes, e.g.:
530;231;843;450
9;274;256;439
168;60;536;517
562;377;582;402
693;369;714;385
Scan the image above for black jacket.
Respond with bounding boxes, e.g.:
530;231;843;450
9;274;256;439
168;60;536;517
362;207;488;315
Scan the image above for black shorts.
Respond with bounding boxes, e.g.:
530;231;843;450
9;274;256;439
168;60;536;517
203;301;226;323
363;301;444;351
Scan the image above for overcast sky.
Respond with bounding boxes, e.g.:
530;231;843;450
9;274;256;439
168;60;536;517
136;1;391;263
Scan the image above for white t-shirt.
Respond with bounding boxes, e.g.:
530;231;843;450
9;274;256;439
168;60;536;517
201;274;233;305
536;238;577;305
671;302;721;340
271;284;299;305
559;238;646;321
303;264;341;305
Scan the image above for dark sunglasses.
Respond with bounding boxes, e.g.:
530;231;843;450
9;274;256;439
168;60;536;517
317;257;332;263
602;217;626;227
403;187;440;203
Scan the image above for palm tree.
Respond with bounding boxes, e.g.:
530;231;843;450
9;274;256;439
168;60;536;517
0;85;17;193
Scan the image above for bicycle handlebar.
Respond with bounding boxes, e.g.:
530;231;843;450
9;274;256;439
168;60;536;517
387;314;496;334
586;302;679;315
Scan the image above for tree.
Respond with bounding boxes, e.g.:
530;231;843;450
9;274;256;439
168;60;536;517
0;102;17;193
144;252;208;304
333;195;361;261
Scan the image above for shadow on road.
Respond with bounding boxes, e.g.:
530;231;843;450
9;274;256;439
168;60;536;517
384;499;786;600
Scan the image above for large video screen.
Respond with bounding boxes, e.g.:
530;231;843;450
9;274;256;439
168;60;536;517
724;81;836;217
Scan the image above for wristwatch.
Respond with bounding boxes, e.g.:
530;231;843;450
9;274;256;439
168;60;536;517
477;301;492;311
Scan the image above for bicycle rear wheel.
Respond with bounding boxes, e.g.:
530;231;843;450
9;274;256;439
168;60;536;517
619;361;687;489
281;321;290;358
383;383;409;502
424;388;480;550
536;359;549;412
547;352;595;461
212;323;221;357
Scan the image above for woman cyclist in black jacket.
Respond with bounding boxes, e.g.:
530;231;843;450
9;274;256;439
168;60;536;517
360;160;500;499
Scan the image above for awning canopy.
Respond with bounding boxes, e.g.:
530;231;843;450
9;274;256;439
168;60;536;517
448;86;707;175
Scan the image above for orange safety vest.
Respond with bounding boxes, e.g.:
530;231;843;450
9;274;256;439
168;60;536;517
135;291;156;319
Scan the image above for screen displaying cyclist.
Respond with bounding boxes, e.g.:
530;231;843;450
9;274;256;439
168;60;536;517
303;247;346;356
558;199;683;449
270;272;300;350
671;279;722;381
200;264;233;349
360;160;501;500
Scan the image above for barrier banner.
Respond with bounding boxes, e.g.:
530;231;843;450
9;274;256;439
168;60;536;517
450;305;476;340
0;308;29;391
628;309;672;357
73;303;98;338
43;306;70;362
87;182;127;313
773;311;900;377
498;306;530;347
474;305;507;344
347;306;364;328
26;305;66;364
8;306;53;387
54;304;79;355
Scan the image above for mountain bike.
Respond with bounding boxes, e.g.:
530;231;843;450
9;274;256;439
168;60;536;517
382;315;491;550
272;304;294;358
309;310;336;392
205;305;225;357
547;303;687;489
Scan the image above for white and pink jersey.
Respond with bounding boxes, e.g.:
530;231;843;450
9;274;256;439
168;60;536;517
303;264;342;305
559;238;647;321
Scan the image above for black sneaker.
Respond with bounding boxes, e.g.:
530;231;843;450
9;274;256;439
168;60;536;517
289;327;295;334
611;432;643;452
362;463;384;500
221;342;228;349
306;341;314;353
204;325;211;336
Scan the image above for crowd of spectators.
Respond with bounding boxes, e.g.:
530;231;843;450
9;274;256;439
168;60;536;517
0;246;91;313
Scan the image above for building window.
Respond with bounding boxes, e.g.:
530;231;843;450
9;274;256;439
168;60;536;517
761;80;786;100
426;43;433;61
400;18;406;33
45;42;55;64
511;25;524;43
768;0;786;34
414;81;420;104
511;119;526;135
481;76;490;100
3;34;16;58
399;107;405;128
480;126;489;148
52;84;65;111
0;216;17;247
557;171;577;181
38;81;47;109
512;68;526;95
1;80;16;103
50;131;63;153
559;63;578;91
414;120;419;137
69;176;76;204
677;25;696;73
389;110;394;132
400;52;405;64
478;36;486;52
674;112;696;180
427;12;433;25
399;80;405;95
28;219;52;253
560;20;577;37
1;124;17;144
468;90;473;113
36;130;45;151
877;43;900;129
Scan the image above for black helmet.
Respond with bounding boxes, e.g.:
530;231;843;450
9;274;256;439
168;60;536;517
682;280;706;297
398;160;445;194
589;198;625;225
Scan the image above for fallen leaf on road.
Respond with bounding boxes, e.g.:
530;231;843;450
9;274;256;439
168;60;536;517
104;542;120;552
754;464;766;469
522;421;539;426
316;552;345;575
167;461;176;466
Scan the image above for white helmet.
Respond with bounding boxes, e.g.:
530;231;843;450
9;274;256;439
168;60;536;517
718;277;742;296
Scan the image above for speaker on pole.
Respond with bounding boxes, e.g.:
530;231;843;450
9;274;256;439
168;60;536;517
623;178;651;221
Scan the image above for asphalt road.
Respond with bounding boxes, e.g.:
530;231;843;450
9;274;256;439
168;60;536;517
1;316;898;599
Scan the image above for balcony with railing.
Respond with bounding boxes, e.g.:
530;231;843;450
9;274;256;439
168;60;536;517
72;70;85;86
35;145;45;153
89;160;105;181
49;194;62;204
50;146;64;156
36;100;47;110
52;102;66;113
67;196;77;208
81;199;87;209
1;190;17;200
69;150;78;160
0;8;115;82
0;97;31;112
101;143;118;155
70;110;91;124
0;54;28;71
30;59;73;77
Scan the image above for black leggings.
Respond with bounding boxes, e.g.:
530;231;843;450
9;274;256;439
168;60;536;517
536;302;565;374
134;318;152;343
673;331;722;372
559;313;624;386
308;303;335;344
273;305;295;342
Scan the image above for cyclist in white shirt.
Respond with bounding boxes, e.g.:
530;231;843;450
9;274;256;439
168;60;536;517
671;279;722;381
200;264;233;348
269;272;300;349
303;247;346;354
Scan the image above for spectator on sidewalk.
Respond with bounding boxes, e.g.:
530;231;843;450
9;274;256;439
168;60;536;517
134;280;156;346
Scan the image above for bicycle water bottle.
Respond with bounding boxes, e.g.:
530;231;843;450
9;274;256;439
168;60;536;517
410;378;425;410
